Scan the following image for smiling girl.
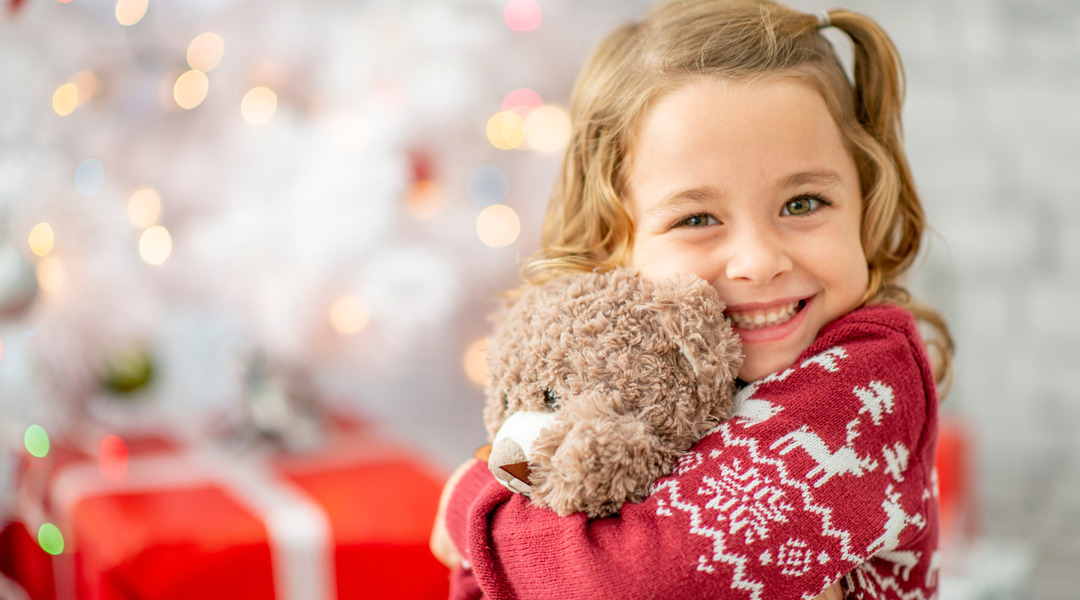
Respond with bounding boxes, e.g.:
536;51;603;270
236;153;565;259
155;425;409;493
432;1;953;598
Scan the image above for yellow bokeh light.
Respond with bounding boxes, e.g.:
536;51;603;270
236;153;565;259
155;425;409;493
173;70;209;110
525;105;571;153
128;188;161;228
241;87;278;125
52;83;78;116
329;295;369;335
139;226;172;266
463;337;490;386
70;71;100;102
187;32;225;72
36;257;65;295
476;204;521;248
486;111;526;150
28;223;55;257
115;0;148;26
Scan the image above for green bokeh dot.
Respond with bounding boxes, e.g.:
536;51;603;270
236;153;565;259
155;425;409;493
24;424;49;458
38;523;64;555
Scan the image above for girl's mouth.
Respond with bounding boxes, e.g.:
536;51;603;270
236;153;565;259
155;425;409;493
726;299;807;330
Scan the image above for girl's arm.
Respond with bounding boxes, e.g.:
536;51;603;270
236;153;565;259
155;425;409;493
446;305;940;600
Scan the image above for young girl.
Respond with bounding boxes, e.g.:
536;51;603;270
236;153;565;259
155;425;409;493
432;0;953;598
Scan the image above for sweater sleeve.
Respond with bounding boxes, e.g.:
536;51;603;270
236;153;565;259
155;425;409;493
447;305;940;600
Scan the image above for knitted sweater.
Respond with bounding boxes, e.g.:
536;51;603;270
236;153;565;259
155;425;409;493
446;304;940;600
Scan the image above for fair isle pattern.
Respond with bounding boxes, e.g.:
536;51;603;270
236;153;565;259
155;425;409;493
652;343;938;600
446;305;940;600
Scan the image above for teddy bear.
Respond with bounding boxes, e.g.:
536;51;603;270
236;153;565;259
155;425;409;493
480;267;743;518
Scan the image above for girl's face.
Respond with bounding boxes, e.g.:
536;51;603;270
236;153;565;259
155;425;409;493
626;76;869;382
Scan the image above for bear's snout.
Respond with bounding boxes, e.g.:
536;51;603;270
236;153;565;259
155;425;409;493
490;410;557;494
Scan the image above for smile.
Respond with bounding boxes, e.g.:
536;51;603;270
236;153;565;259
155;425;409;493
726;299;806;330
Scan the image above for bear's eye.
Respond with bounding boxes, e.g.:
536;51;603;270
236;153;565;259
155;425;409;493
543;389;559;410
503;393;510;410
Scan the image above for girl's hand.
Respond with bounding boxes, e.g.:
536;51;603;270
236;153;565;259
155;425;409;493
429;458;477;568
817;581;844;600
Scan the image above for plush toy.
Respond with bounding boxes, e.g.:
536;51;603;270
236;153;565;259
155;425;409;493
480;268;743;518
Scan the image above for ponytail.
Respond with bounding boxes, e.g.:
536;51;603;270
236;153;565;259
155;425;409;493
828;10;954;394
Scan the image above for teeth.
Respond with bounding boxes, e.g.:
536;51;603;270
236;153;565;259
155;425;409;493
728;301;800;330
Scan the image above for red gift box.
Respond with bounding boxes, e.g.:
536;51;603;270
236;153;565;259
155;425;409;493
1;422;450;600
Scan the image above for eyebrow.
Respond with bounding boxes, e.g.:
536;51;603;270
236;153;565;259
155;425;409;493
647;185;723;215
781;169;843;188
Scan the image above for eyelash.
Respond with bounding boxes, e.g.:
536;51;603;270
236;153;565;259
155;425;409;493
670;193;831;229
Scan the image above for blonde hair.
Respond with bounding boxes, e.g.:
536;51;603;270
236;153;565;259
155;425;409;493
522;0;953;392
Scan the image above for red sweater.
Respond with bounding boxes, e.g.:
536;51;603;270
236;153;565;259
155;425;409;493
446;304;940;600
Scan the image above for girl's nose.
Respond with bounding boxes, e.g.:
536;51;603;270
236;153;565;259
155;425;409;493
723;223;793;284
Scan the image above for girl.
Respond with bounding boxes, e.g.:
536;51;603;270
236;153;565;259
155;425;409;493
432;0;953;598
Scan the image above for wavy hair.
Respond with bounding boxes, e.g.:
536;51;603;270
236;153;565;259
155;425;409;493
522;0;953;392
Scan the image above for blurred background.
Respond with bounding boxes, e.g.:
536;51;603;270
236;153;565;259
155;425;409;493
0;0;1076;598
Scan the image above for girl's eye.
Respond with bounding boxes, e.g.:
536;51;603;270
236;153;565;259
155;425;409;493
673;213;719;228
782;196;826;216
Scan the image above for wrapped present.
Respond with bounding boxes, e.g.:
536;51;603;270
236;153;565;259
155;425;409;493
1;421;450;600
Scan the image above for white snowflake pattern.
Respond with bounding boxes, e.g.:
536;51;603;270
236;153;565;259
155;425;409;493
699;459;795;545
777;538;814;576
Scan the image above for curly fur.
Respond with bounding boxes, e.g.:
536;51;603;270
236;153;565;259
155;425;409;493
483;268;742;517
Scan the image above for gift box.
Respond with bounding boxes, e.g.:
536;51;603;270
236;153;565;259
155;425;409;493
0;421;450;600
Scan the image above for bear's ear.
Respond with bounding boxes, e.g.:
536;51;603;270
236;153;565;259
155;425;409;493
644;274;743;388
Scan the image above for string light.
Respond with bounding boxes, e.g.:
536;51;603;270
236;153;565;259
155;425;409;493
486;111;525;150
115;0;148;26
28;223;54;257
52;83;78;116
187;33;225;72
75;159;104;195
476;204;520;248
36;257;65;295
241;87;277;125
524;105;571;153
139;226;172;265
38;523;64;555
24;425;50;458
404;180;444;219
467;165;509;206
463;338;490;385
99;435;129;483
173;70;209;110
504;0;542;32
128;188;162;228
329;294;369;335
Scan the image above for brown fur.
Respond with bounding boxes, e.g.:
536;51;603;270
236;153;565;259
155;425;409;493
483;268;742;517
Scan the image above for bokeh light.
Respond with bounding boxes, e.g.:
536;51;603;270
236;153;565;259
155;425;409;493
75;158;104;195
139;226;172;265
502;88;543;117
128;188;162;228
241;87;277;125
99;434;129;483
404;180;444;219
525;105;572;153
329;294;369;335
463;337;490;386
115;0;148;26
173;69;209;110
504;0;542;32
0;340;4;364
187;32;225;72
38;523;64;555
52;83;78;116
36;257;65;295
28;222;55;257
476;204;521;248
25;424;50;458
71;70;100;102
467;165;509;206
486;111;526;150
